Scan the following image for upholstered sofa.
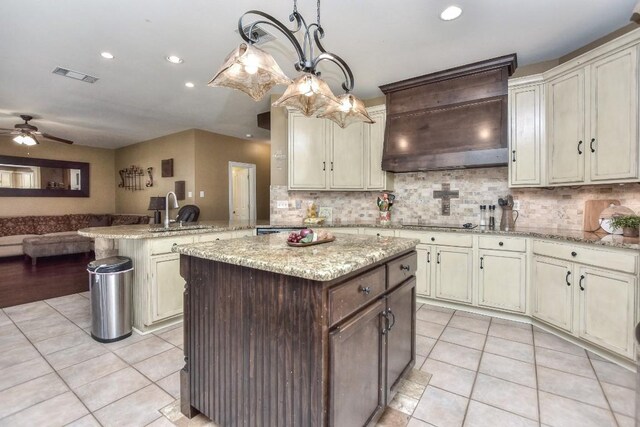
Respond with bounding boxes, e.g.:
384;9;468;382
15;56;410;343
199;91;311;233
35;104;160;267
0;214;149;262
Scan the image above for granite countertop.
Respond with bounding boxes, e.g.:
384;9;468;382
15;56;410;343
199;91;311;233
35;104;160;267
78;220;640;250
172;233;420;281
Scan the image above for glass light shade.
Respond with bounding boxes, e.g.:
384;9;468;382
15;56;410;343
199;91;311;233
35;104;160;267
272;73;340;116
318;93;375;128
208;43;292;101
13;134;37;146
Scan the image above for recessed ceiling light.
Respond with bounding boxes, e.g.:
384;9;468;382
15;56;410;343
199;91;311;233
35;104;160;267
100;52;114;59
185;82;195;88
245;133;253;138
166;55;183;64
440;5;463;21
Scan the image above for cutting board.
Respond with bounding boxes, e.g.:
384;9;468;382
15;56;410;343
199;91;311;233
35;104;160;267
583;199;620;231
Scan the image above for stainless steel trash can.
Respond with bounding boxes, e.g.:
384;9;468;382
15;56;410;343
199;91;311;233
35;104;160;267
88;256;133;343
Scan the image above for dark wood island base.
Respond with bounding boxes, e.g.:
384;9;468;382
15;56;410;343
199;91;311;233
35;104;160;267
179;249;417;427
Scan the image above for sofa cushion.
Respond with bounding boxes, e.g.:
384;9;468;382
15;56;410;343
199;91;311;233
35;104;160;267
89;214;111;227
111;215;149;226
0;217;35;237
67;214;92;231
33;215;73;235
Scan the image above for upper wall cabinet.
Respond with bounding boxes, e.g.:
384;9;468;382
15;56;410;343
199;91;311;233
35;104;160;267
288;106;393;191
508;29;640;188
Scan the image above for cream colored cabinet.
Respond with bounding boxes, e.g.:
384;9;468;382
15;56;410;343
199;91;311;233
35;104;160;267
576;266;636;359
478;249;527;313
508;77;544;186
149;253;184;323
434;246;473;304
288;113;328;190
532;255;574;332
0;171;12;187
415;245;432;297
288;107;392;191
547;70;586;185
589;47;638;181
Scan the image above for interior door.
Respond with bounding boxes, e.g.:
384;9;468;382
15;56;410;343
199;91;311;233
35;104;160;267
532;256;573;332
386;278;416;395
589;47;638;181
231;166;250;221
330;300;385;427
547;70;585;184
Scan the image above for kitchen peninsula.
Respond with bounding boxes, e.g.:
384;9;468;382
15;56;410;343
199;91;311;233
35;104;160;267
173;233;419;426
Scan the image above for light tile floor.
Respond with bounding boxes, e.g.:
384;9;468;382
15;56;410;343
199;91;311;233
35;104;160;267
0;295;635;426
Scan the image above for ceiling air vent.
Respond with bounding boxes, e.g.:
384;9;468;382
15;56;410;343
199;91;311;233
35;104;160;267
52;67;99;84
237;24;275;45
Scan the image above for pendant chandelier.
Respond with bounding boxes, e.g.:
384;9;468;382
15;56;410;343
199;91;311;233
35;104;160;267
208;0;374;128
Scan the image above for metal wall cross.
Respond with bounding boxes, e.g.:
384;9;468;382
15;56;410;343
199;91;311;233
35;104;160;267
433;183;459;216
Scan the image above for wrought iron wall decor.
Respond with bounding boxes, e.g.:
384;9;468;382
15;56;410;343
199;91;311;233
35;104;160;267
208;0;374;128
146;167;153;187
119;165;145;191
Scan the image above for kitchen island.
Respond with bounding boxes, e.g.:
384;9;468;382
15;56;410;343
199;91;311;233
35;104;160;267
173;233;420;426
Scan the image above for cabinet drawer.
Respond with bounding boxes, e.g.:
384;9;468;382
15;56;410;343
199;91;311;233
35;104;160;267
398;230;472;247
329;266;386;326
198;231;235;242
387;252;417;289
478;236;526;252
151;236;195;255
533;240;637;274
362;228;395;237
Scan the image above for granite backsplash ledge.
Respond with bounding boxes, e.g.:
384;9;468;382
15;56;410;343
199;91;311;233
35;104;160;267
270;167;640;229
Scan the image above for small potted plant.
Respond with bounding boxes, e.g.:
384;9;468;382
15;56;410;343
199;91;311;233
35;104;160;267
609;215;640;237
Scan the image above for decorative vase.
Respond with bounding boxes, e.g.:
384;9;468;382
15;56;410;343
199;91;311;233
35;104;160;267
622;227;639;237
379;210;391;224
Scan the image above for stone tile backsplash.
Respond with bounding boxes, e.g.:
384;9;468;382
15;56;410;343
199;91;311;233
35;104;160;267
270;167;640;230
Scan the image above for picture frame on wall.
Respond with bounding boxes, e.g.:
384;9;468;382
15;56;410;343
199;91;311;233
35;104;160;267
162;159;174;177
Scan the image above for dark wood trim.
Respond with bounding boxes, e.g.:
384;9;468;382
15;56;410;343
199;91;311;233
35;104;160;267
0;155;90;197
379;53;517;93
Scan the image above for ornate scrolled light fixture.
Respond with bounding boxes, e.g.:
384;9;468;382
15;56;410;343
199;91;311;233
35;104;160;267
208;0;374;128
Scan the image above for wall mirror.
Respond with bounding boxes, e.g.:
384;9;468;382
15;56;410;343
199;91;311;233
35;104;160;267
0;155;90;197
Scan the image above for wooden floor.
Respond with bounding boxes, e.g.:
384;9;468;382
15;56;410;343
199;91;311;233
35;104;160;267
0;253;92;308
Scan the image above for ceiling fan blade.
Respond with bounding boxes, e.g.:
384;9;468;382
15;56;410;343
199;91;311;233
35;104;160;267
41;133;74;144
0;128;17;133
31;135;41;145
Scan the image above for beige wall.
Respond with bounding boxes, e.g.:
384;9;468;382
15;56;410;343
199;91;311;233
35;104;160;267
115;129;197;218
0;136;115;216
194;129;270;220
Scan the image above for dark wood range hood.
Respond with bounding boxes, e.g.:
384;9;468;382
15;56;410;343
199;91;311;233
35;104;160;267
379;54;517;172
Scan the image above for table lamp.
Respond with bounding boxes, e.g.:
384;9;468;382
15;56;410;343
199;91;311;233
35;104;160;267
148;196;165;225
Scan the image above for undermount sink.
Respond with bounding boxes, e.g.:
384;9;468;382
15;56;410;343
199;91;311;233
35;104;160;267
148;224;210;232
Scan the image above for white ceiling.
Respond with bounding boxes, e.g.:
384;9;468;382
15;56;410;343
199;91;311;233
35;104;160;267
0;0;636;148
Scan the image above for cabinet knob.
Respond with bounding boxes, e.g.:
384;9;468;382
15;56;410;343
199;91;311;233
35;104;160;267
360;286;371;295
571;251;577;257
172;243;177;248
499;241;504;246
216;238;220;241
400;264;411;272
431;237;435;242
377;233;381;237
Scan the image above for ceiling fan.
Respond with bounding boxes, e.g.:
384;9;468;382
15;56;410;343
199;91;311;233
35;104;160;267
0;115;73;145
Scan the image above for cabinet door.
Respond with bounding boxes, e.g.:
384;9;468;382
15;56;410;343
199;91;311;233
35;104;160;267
362;228;395;237
589;47;638;181
329;121;365;189
532;256;573;332
547;70;585;184
577;266;636;358
288;112;327;189
149;253;185;323
416;246;432;297
509;83;543;186
366;108;388;190
330;300;385;427
478;250;526;313
386;278;416;394
434;247;473;304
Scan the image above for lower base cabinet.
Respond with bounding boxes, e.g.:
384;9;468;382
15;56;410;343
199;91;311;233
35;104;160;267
149;253;184;323
532;255;574;332
478;249;526;313
434;247;473;304
386;278;416;394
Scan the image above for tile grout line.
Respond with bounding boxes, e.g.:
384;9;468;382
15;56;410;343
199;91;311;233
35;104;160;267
531;322;542;427
460;315;491;426
586;352;621;427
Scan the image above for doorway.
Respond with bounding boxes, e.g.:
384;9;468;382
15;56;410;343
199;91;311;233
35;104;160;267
228;162;256;221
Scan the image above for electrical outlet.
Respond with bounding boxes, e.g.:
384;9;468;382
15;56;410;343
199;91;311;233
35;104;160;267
187;191;193;198
295;200;302;209
276;200;288;209
513;200;520;210
199;191;205;198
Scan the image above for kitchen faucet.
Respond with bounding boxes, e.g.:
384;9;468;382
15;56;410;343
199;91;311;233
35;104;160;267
164;191;179;228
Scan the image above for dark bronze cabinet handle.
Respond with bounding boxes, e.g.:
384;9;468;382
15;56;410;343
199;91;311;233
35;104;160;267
360;286;371;295
499;241;504;246
579;275;585;291
571;251;577;257
480;257;484;269
578;140;583;154
590;138;595;153
330;161;334;171
437;252;441;264
427;252;431;263
322;161;326;171
387;308;396;331
400;264;411;272
381;310;390;334
566;271;571;286
512;150;516;162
